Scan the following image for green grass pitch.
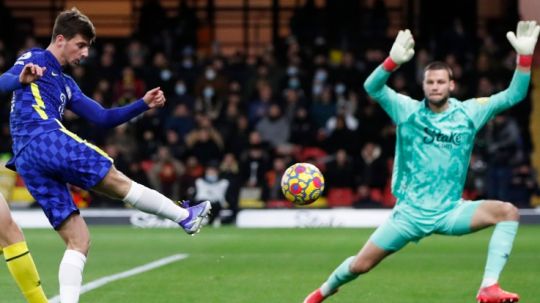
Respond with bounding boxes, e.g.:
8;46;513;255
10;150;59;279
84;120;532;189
0;226;539;302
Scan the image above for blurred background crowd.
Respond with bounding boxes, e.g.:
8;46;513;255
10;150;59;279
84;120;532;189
0;0;538;224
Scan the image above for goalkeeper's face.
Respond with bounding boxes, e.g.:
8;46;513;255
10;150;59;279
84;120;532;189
422;69;455;107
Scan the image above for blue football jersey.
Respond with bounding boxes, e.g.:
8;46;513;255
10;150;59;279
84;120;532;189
6;48;83;156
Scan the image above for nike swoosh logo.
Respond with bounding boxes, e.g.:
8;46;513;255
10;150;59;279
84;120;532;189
51;72;58;76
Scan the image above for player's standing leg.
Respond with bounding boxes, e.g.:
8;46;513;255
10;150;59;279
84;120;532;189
471;201;520;303
54;168;211;303
57;214;89;303
474;19;540;303
0;195;48;303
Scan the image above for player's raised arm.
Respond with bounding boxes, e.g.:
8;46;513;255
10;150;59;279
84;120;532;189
495;20;539;104
0;63;46;94
507;20;540;73
477;21;538;115
462;21;539;131
363;29;419;124
68;80;158;128
364;29;415;97
383;29;416;72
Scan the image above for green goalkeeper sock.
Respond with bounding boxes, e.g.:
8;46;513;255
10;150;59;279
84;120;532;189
481;221;518;287
320;256;359;296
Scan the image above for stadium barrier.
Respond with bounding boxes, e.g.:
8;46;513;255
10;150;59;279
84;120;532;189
9;208;540;228
238;209;540;227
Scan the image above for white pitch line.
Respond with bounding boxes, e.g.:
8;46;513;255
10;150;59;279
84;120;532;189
48;254;189;303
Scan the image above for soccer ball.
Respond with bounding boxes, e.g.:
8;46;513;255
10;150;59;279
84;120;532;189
281;163;325;205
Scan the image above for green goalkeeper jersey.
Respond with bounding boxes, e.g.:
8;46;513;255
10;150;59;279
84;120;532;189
364;66;530;216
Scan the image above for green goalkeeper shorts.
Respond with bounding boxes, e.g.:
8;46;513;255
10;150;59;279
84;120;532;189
370;200;483;252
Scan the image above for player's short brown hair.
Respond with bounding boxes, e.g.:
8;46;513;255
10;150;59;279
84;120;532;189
51;8;95;43
424;61;454;80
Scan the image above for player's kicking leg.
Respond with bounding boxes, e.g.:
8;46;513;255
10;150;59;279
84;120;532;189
178;200;212;235
94;166;211;235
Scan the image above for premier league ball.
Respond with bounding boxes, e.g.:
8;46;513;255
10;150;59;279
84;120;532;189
281;163;325;205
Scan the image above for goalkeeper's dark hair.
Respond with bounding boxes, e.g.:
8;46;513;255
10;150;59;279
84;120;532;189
51;8;95;43
424;61;454;80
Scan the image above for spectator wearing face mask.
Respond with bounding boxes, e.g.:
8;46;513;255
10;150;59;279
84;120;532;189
194;62;228;115
195;59;228;101
167;78;196;110
194;161;230;226
144;52;174;94
310;85;337;129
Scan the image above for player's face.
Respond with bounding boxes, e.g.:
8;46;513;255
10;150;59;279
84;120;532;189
61;34;90;66
422;69;455;107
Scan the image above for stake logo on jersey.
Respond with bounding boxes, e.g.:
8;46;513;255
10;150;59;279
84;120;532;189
423;127;464;147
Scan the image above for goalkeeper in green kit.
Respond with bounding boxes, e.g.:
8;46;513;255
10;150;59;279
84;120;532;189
304;21;539;303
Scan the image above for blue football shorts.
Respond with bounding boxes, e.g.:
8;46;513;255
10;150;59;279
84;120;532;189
14;129;113;229
370;200;483;252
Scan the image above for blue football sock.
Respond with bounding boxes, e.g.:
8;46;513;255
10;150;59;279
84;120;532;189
320;256;359;296
482;221;518;286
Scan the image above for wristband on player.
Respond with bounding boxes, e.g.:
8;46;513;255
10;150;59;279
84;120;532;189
382;57;399;72
517;55;533;68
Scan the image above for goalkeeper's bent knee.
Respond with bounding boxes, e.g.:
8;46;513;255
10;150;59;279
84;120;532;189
4;241;48;303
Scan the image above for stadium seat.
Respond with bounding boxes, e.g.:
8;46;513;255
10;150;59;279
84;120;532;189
238;186;265;208
327;187;354;207
266;200;293;208
296;147;328;171
369;188;385;204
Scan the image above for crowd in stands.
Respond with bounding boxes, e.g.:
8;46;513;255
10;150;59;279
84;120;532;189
0;1;537;223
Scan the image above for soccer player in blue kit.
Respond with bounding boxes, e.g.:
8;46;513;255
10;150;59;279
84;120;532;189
304;21;539;303
0;8;211;303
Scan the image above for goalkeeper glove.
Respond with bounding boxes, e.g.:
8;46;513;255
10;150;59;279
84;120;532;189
506;20;540;68
383;29;415;72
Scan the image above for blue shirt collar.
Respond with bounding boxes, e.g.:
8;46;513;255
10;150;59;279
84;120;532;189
41;48;63;71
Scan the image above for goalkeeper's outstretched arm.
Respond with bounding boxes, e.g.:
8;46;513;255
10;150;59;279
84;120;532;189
363;29;421;124
488;20;540;113
506;20;540;73
364;29;415;99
